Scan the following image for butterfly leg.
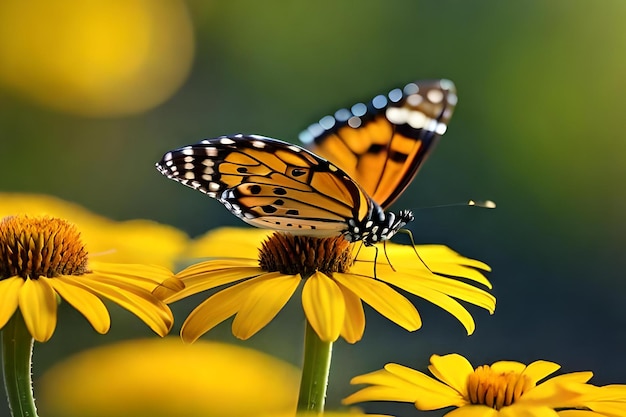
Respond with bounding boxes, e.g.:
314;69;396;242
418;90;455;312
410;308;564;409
397;229;433;273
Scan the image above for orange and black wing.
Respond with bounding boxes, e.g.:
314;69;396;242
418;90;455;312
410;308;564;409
156;134;375;237
299;79;457;209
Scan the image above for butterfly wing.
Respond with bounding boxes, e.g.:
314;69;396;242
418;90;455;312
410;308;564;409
299;79;457;209
156;134;375;237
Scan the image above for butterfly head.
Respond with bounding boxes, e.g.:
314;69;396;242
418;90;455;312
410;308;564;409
345;208;414;246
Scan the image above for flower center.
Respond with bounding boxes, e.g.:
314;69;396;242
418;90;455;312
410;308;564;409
258;233;354;277
467;365;534;410
0;215;89;279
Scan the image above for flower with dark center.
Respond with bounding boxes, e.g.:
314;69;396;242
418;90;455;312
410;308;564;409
0;215;180;341
167;228;494;343
343;353;626;416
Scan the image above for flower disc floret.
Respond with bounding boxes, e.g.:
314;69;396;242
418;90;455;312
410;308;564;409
0;216;88;279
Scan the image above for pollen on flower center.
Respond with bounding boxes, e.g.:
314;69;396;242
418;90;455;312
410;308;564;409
258;232;354;277
0;215;89;280
467;365;534;410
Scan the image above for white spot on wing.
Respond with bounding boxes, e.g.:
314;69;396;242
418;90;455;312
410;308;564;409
427;89;444;104
407;94;423;107
347;116;361;128
407;111;427;129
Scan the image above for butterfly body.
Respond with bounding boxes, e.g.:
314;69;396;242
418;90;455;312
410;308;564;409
156;79;456;246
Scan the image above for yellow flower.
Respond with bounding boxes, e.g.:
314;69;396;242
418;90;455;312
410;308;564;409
0;215;180;341
0;193;188;268
37;338;300;417
343;353;626;417
168;228;494;343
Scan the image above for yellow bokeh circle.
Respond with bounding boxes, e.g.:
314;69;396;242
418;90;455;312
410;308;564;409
0;0;194;116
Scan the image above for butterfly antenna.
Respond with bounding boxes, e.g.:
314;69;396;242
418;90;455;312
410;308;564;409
398;229;433;273
415;199;497;210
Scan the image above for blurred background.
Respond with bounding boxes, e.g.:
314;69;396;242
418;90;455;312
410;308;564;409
1;0;626;416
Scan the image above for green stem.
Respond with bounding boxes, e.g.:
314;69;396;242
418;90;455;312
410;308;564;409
1;311;38;417
297;321;333;413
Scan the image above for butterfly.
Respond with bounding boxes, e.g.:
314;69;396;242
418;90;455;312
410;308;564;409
156;79;457;246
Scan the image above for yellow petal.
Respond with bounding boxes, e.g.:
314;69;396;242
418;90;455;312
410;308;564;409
384;363;467;409
338;283;365;344
169;263;262;303
180;277;260;343
72;274;173;336
345;368;426;404
46;276;110;334
490;360;528;374
232;272;300;340
521;360;563;384
302;272;345;342
88;262;176;292
523;372;593;406
0;277;23;328
382;276;478;334
18;277;57;342
428;354;474;398
499;404;559;417
557;411;605;417
333;272;421;331
378;269;496;313
359;243;493;288
445;404;499;417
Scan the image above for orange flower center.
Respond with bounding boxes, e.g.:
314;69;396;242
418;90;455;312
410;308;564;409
258;232;354;277
0;215;88;279
467;365;534;409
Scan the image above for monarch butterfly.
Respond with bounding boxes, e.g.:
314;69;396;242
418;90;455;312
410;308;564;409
156;79;456;246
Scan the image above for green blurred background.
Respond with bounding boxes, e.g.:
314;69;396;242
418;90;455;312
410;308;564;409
1;1;626;416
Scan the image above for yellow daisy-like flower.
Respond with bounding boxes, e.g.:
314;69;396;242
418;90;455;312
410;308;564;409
168;227;494;343
343;353;626;417
0;215;180;341
0;193;188;268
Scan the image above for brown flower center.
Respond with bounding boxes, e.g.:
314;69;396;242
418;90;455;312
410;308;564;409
467;365;534;409
258;233;354;277
0;215;89;279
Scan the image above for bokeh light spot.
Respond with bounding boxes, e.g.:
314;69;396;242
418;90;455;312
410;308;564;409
0;0;195;117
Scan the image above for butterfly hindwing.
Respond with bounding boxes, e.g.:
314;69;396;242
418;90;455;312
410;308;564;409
299;79;457;209
157;134;373;237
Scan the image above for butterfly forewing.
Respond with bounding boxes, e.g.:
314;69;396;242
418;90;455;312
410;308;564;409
299;79;457;209
156;134;372;237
